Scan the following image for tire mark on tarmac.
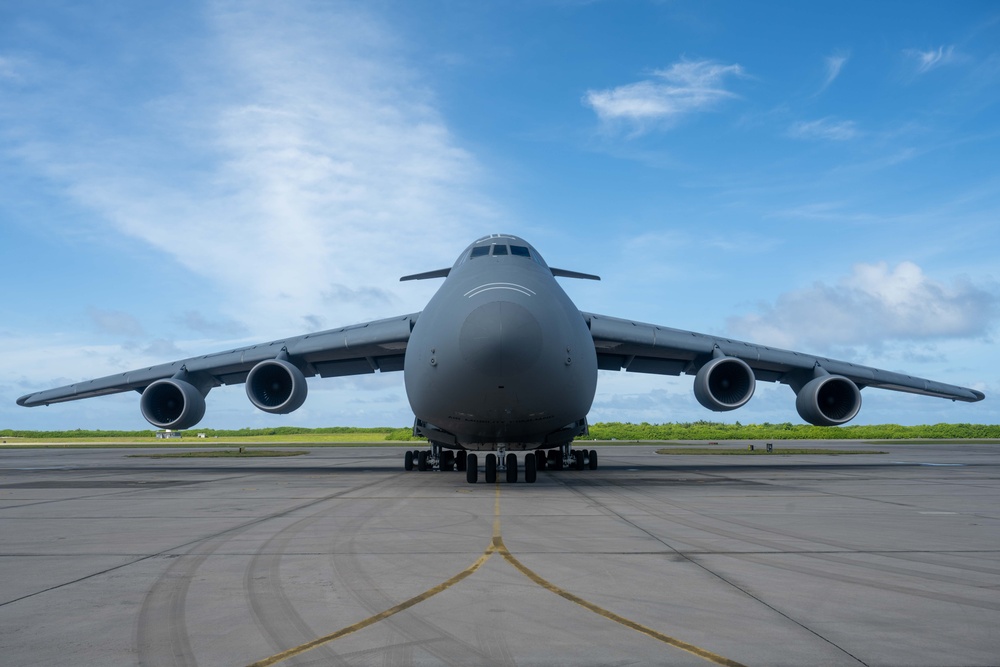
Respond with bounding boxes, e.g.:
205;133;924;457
586;468;1000;610
245;503;360;666
247;482;746;667
551;472;869;666
329;483;507;666
136;472;406;666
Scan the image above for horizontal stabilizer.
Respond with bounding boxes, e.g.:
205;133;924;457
400;268;451;281
551;268;601;281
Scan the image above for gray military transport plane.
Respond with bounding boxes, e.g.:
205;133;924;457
18;234;985;483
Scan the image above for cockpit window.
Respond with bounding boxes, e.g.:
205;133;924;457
510;245;530;257
492;244;508;255
470;246;490;258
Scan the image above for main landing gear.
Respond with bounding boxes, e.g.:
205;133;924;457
403;443;599;484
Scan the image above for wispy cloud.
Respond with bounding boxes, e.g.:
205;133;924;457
176;311;248;338
0;56;22;81
905;45;961;74
3;3;495;337
87;306;145;338
727;262;998;350
583;59;746;134
788;117;859;141
819;51;849;93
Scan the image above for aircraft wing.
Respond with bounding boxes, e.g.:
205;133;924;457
582;311;985;403
17;313;419;408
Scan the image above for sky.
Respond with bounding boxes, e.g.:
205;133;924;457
1;0;997;431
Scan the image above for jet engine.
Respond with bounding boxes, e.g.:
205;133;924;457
694;356;756;411
246;358;308;414
140;378;207;430
795;374;862;426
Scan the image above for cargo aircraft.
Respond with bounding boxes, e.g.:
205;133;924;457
18;234;985;483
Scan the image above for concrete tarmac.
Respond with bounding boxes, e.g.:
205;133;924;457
1;442;998;666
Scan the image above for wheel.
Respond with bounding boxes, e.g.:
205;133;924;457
524;453;537;483
551;450;562;470
535;450;546;471
418;450;429;471
573;450;584;470
588;449;598;470
404;450;414;471
441;450;454;471
505;453;518;483
485;454;497;483
456;450;467;472
466;453;478;484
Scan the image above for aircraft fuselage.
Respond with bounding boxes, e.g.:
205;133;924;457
403;236;597;450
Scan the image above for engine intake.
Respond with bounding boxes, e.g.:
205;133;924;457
246;358;308;414
795;375;861;426
694;356;756;411
140;379;207;430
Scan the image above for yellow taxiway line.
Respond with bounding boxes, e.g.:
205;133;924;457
248;483;745;667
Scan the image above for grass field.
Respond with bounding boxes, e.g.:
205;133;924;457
128;449;310;458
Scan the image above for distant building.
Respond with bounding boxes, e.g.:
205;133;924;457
156;430;182;439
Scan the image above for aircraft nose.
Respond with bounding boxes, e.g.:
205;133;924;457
459;301;543;378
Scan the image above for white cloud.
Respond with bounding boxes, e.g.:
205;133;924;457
788;117;859;141
4;3;496;338
727;261;998;351
905;45;960;74
0;56;22;81
583;59;745;133
818;51;849;93
87;306;145;338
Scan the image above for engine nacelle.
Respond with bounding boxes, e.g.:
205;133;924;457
694;356;756;411
140;379;207;430
795;375;862;426
246;358;308;414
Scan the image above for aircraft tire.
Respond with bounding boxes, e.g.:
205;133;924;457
466;453;478;483
440;450;454;471
573;450;584;470
551;450;562;470
588;449;598;470
418;450;429;471
525;453;537;483
485;454;497;484
505;453;518;483
535;450;546;471
404;450;414;471
456;450;467;472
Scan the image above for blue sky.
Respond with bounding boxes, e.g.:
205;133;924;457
2;1;997;430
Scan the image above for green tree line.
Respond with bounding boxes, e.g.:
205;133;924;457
2;422;997;440
581;421;1000;441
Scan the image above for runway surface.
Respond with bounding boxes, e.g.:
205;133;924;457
1;442;998;666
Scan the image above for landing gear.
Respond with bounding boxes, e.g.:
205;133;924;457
462;448;532;484
485;453;497;483
405;444;593;484
466;453;478;484
538;445;599;472
505;453;518;483
524;453;537;483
